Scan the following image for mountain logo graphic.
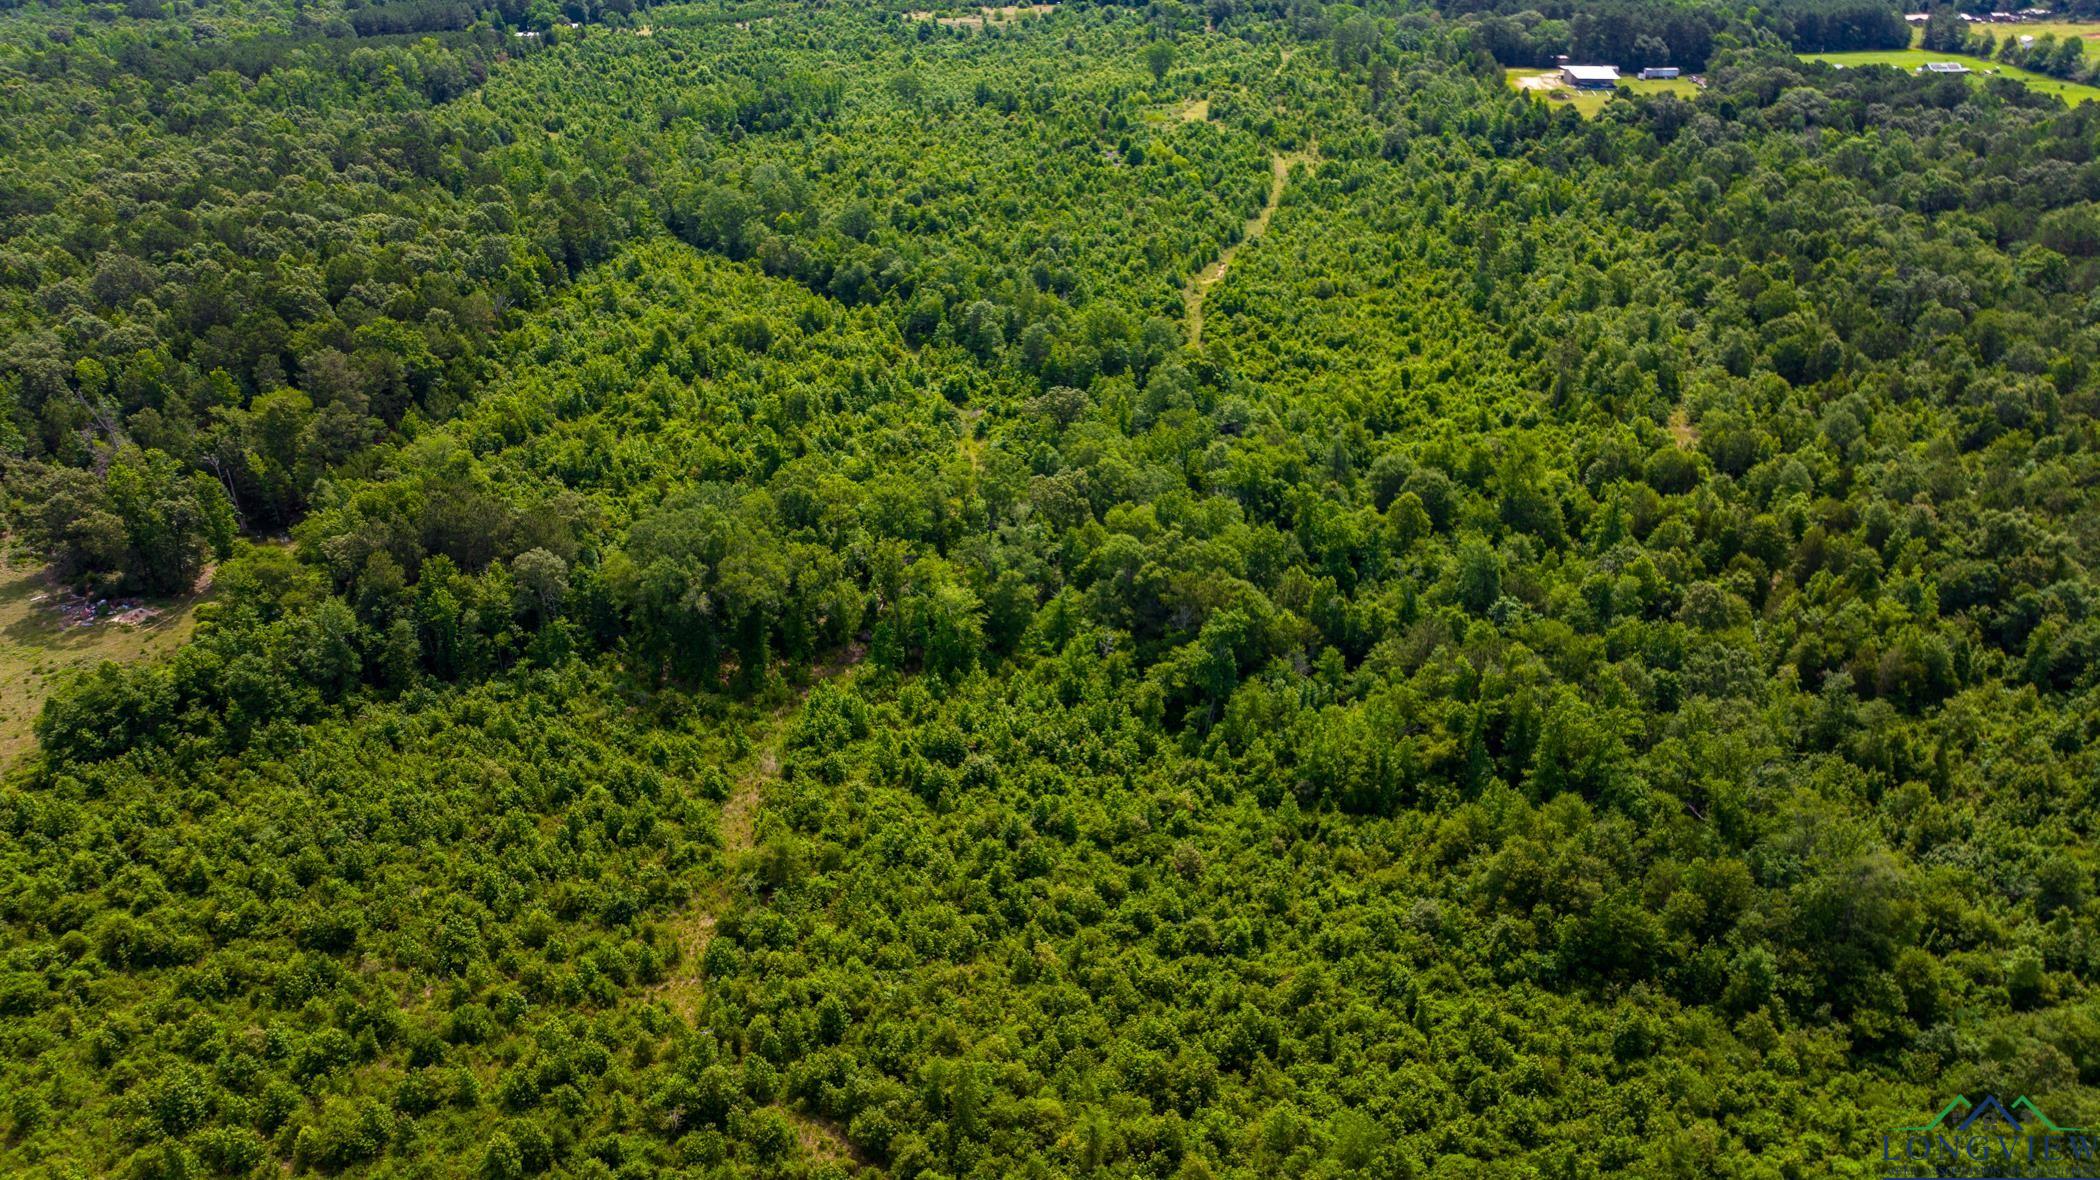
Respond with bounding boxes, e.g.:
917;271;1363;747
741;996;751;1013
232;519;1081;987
1956;1096;2024;1134
1880;1094;2099;1175
1897;1094;2084;1135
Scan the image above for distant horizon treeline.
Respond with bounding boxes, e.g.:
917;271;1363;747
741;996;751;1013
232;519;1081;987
1448;0;1910;70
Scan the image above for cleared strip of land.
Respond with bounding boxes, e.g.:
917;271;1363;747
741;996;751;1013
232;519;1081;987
1185;149;1316;345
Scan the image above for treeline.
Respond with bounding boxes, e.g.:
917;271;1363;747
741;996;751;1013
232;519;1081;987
343;0;648;38
1765;0;1911;54
2;449;233;596
344;0;490;38
1452;0;1907;70
91;24;510;89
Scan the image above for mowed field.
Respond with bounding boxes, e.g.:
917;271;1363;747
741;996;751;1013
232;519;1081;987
0;547;213;768
1800;48;2100;105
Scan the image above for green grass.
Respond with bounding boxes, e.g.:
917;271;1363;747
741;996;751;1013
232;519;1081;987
1622;76;1699;99
0;546;212;769
1799;48;2100;105
1551;88;1613;119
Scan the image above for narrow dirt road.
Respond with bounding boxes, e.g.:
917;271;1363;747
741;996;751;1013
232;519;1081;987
1183;148;1316;346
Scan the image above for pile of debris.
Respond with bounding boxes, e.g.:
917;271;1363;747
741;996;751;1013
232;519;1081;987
31;588;162;629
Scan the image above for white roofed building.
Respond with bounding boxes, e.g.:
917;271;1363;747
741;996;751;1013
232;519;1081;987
1560;65;1621;90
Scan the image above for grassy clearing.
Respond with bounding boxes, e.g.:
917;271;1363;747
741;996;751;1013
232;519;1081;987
1960;20;2100;46
0;546;213;770
1623;76;1699;99
1505;68;1698;118
1799;49;2100;105
1621;76;1705;97
1147;96;1210;124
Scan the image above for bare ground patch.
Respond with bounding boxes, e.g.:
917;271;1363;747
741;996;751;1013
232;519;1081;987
785;1108;867;1168
1668;407;1700;449
0;544;216;770
905;3;1052;27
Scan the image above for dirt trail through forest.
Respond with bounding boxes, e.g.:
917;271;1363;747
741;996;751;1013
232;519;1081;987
656;715;787;1021
1183;148;1317;346
655;651;866;1165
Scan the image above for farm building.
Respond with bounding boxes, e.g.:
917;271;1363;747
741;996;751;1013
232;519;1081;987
1921;61;1971;74
1560;65;1620;89
1639;67;1680;80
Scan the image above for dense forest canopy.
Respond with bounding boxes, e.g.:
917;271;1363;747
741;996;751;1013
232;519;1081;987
5;0;2100;1177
